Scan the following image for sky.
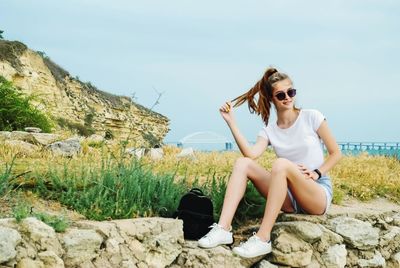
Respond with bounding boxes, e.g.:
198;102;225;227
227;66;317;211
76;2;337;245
1;0;399;145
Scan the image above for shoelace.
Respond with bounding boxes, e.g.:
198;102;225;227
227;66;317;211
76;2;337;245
203;223;222;238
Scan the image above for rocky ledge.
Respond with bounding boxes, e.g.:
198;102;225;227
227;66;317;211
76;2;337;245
0;199;399;268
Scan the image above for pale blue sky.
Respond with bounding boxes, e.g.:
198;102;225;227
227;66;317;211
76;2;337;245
1;0;399;143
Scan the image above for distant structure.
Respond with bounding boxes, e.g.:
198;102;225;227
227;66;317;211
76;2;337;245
178;131;233;150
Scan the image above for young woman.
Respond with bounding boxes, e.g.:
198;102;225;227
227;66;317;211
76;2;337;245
198;67;342;258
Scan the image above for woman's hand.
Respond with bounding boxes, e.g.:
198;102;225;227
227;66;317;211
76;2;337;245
219;101;235;124
298;164;319;181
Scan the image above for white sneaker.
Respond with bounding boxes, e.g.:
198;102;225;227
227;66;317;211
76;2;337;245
232;233;272;258
198;223;233;248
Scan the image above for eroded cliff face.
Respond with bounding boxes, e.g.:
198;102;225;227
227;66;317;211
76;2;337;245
0;40;169;145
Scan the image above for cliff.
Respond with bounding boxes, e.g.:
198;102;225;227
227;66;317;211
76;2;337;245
0;40;169;145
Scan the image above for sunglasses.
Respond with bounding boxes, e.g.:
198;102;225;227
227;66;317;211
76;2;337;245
274;89;297;101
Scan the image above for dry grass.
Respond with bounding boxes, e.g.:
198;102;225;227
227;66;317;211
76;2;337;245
1;143;399;205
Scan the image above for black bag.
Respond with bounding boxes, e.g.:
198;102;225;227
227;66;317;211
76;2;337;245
174;188;215;240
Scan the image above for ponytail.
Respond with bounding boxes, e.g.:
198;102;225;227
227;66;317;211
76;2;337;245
232;67;289;126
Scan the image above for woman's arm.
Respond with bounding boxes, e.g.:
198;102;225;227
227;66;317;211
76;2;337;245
220;101;269;159
227;120;269;159
316;120;342;175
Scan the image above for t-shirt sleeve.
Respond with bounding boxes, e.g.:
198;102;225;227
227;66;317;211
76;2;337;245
310;110;326;131
258;128;269;141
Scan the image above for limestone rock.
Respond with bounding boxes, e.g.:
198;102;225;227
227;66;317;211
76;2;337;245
24;127;42;133
19;217;63;256
0;40;170;143
321;244;347;268
357;251;386;267
314;225;344;252
16;258;44;268
85;134;104;144
274;221;323;243
10;131;35;143
149;148;163;160
114;218;183;267
47;138;81;157
327;217;379;250
278;213;326;224
4;140;39;154
0;226;22;264
126;148;145;158
0;131;11;140
254;260;279;268
61;229;103;267
271;232;313;267
393;213;400;227
379;226;400;259
391;252;400;267
37;251;64;268
173;241;245;268
31;133;60;146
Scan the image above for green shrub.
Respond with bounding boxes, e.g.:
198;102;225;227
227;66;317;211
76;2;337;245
0;155;16;197
35;158;188;220
32;156;265;224
11;202;69;232
34;212;69;232
12;202;31;223
0;76;53;132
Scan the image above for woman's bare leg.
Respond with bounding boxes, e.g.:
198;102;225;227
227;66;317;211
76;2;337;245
218;157;294;230
256;158;327;241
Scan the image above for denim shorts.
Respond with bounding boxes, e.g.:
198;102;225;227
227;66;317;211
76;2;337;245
287;175;333;215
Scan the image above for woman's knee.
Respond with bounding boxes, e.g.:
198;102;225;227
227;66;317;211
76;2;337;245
234;157;253;171
271;158;291;174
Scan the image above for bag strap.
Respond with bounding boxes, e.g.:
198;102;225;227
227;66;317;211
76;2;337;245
190;188;205;196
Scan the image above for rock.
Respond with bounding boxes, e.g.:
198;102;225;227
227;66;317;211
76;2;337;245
391;252;400;267
61;228;103;267
0;226;22;264
31;133;60;146
379;226;400;259
271;232;313;267
254;260;279;268
16;258;44;268
10;131;35;143
393;213;400;227
174;241;246;268
321;244;347;268
357;251;386;267
19;217;64;256
278;213;326;224
274;221;323;243
327;217;379;250
46;138;81;157
114;217;183;267
37;251;64;268
314;225;344;252
0;40;170;142
177;147;195;159
0;131;11;140
4;140;39;154
126;148;145;159
149;148;163;160
85;134;104;144
24;127;42;133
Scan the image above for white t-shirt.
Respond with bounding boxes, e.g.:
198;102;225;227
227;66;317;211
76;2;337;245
258;109;325;171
